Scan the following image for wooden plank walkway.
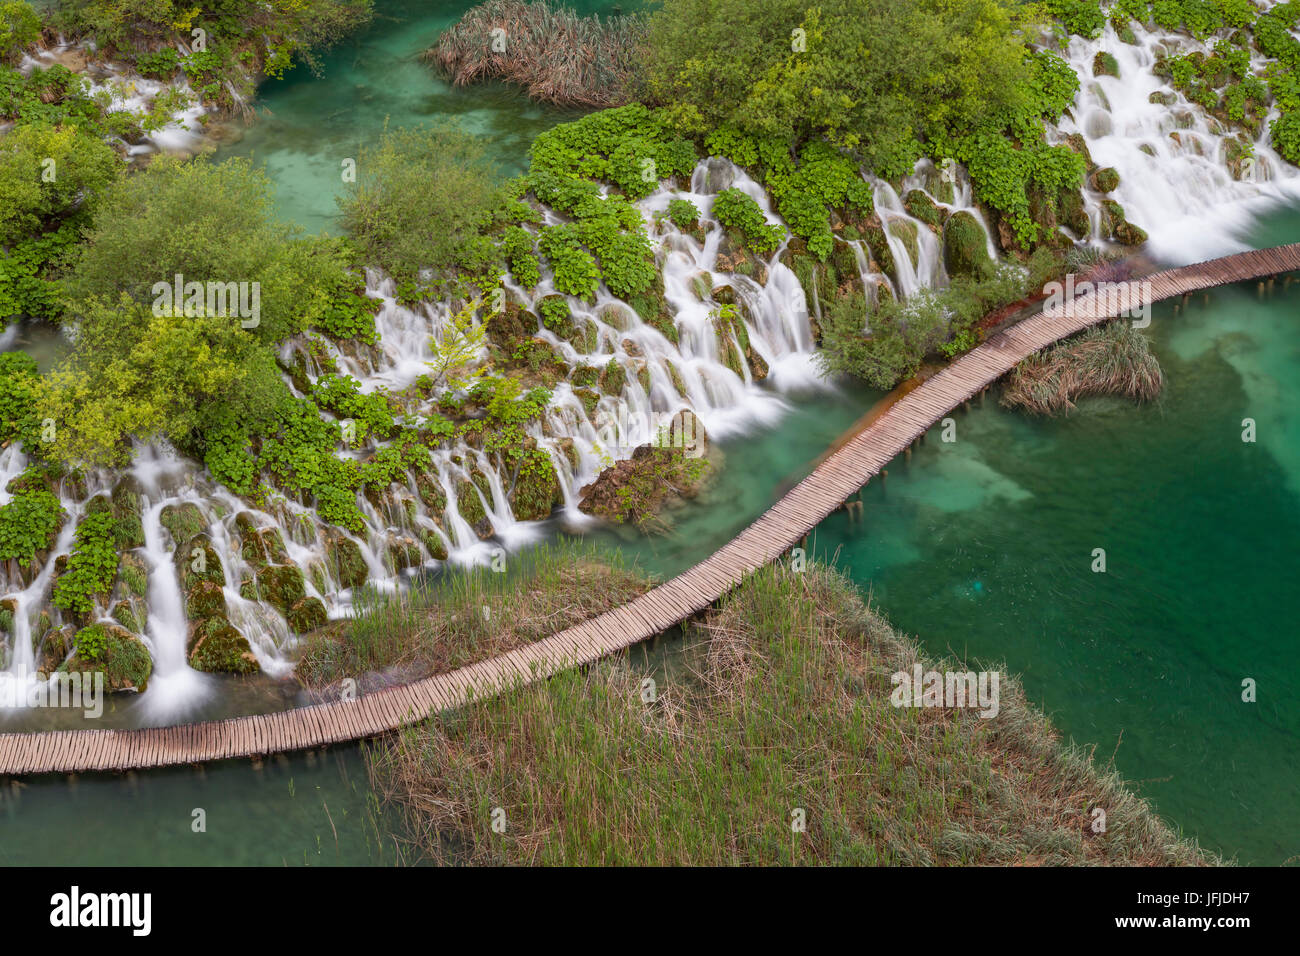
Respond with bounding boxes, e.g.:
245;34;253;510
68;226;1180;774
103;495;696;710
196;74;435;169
3;242;1298;774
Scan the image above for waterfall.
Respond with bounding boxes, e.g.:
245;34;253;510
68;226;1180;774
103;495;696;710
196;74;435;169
1049;19;1300;263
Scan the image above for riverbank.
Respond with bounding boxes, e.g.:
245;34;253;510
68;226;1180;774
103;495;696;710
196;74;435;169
368;560;1213;865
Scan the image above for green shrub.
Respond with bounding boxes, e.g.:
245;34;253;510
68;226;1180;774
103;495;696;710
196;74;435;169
711;189;786;256
52;509;118;616
667;198;700;229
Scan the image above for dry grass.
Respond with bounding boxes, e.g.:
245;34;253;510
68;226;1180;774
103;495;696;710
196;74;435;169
1001;320;1165;416
295;540;649;693
423;0;645;108
367;561;1215;866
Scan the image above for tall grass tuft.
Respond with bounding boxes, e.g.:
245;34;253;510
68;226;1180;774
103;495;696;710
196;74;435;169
1001;320;1165;416
423;0;645;108
367;561;1215;866
295;539;648;690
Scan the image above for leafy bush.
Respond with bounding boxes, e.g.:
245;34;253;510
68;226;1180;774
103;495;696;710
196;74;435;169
0;351;41;449
538;226;600;299
52;509;118;616
338;124;505;284
711;189;786;256
0;485;64;562
0;1;40;64
666;198;700;229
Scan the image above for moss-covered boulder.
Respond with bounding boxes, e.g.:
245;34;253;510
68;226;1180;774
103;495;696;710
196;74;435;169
903;190;946;230
109;476;145;549
1100;200;1148;245
175;532;225;591
386;535;423;573
117;551;149;598
185;579;227;620
511;448;562;521
62;623;152;692
187;616;259;674
862;223;896;281
286;597;329;634
160;502;206;546
111;597;147;635
1093;51;1119;78
251;564;306;614
1090;167;1120;193
1056;187;1090;238
942;211;995;280
235;512;289;567
323;531;368;590
422;530;450;561
456;479;493;537
600;358;627;396
37;624;76;675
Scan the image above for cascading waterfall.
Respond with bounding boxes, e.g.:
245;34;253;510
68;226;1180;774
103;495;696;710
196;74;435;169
1049;18;1300;262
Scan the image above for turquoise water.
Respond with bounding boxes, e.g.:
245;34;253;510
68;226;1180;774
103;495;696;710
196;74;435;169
219;0;637;232
803;271;1300;865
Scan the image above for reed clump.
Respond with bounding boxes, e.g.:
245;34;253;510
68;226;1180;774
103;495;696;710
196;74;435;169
423;0;645;108
368;561;1214;866
295;540;648;690
1001;320;1164;416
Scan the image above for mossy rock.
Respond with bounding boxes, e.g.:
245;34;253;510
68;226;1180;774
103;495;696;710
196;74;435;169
110;597;146;635
422;530;449;562
1090;167;1120;193
323;532;368;590
160;501;206;546
712;284;736;305
286;597;329;634
187;617;259;675
118;551;149;598
1113;219;1148;245
600;358;627;395
1064;133;1095;171
109;476;145;549
903;190;945;230
185;578;227;620
887;219;919;270
942;211;995;280
1056;187;1090;238
414;473;447;514
37;624;76;675
571;365;600;389
1148;90;1177;107
175;532;225;591
235;513;288;567
666;361;687;398
62;623;153;692
386;535;423;573
635;364;652;394
511;451;562;522
252;563;306;614
1118;24;1137;45
1093;51;1119;78
456;479;488;527
483;301;531;354
567;316;602;354
572;387;601;418
862;224;896;281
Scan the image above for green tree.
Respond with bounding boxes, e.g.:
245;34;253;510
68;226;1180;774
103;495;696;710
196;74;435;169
338;124;504;283
0;0;41;64
642;0;1032;176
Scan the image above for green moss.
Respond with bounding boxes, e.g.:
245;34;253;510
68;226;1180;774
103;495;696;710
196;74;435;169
1093;51;1120;78
176;533;226;591
888;219;919;270
1091;166;1120;193
287;597;329;634
600;358;627;395
862;224;896;280
457;479;487;526
188;617;259;675
324;532;368;590
62;624;152;692
942;211;995;280
902;190;945;229
512;448;562;521
159;502;206;546
252;564;307;614
185;579;227;620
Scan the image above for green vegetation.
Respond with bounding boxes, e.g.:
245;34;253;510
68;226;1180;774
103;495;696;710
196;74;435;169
0;1;41;64
370;561;1211;865
51;0;374;110
338;124;504;291
710;189;785;256
425;0;644;108
1001;320;1165;415
51;507;118;616
295;541;648;687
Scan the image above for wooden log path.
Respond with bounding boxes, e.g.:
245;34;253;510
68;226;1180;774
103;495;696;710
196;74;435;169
3;242;1299;775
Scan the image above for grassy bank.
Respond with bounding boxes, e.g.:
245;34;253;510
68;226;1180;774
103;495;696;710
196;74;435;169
367;561;1212;866
296;540;649;692
1001;320;1164;416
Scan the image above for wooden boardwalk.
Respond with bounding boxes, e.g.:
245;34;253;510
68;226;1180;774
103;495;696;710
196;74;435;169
3;242;1298;774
